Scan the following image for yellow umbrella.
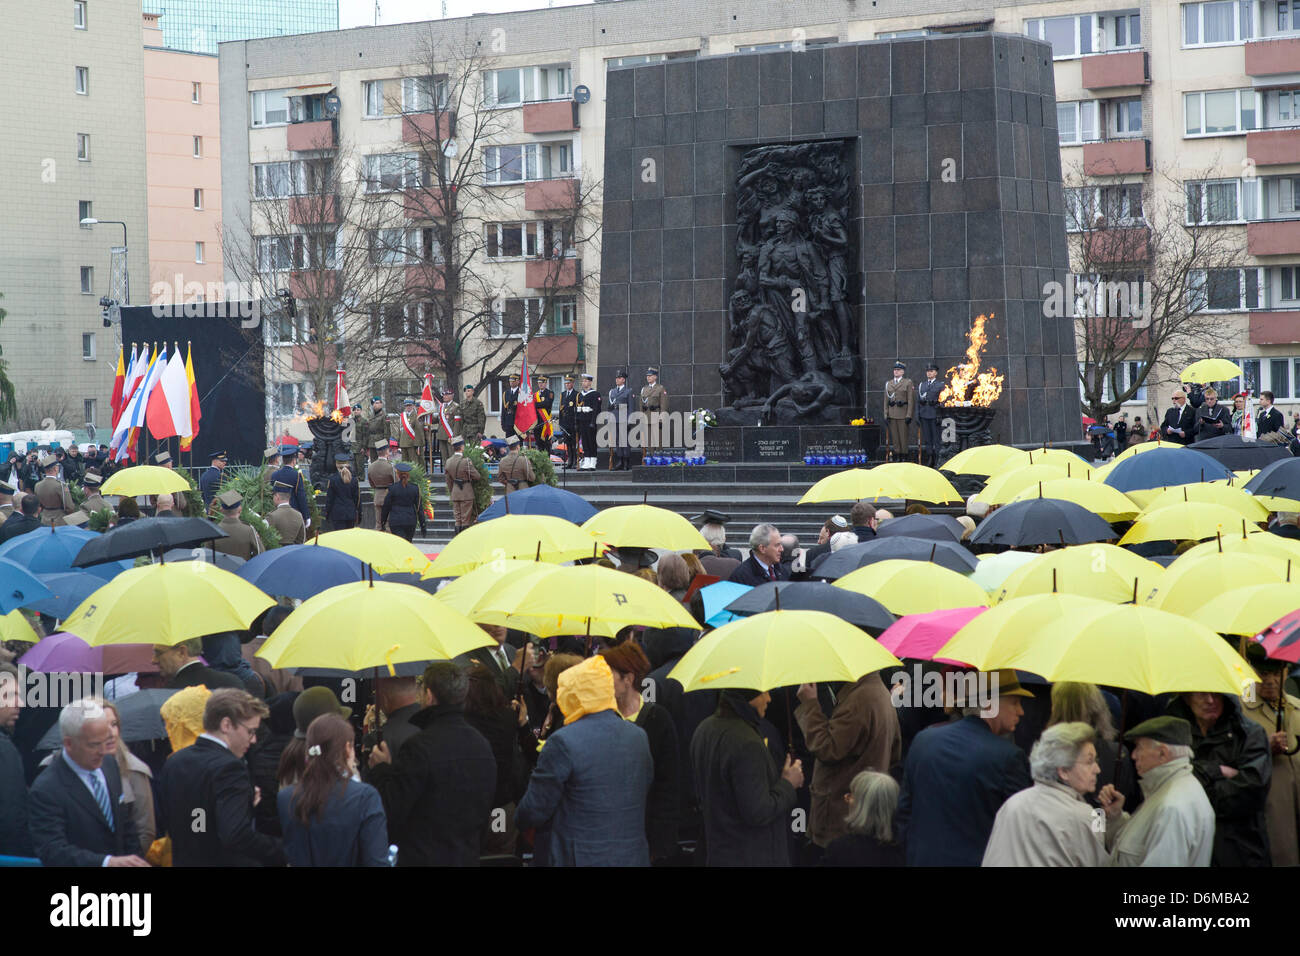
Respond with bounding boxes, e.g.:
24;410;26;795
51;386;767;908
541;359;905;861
0;609;39;644
975;464;1070;505
1012;448;1095;472
314;528;430;574
256;581;493;674
484;564;700;638
580;504;710;551
835;559;988;615
666;609;901;693
62;563;274;646
798;463;962;504
938;594;1109;669
1119;503;1260;545
994;544;1162;604
1143;552;1294;614
431;560;557;624
939;444;1022;477
99;465;192;497
1008;478;1139;521
1179;531;1300;563
1137;483;1271;522
427;515;600;577
1250;493;1300;513
1181;358;1243;384
1196;584;1300;636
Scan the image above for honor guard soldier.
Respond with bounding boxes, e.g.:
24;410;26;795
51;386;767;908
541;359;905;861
460;384;487;444
608;368;634;471
80;472;109;515
577;372;602;470
558;374;579;469
153;451;174;469
199;450;227;510
266;480;306;546
35;454;75;526
435;386;461;471
398;398;422;464
262;446;282;483
212;490;264;560
501;373;521;438
640;366;669;454
497;434;535;497
366;439;396;530
445;436;483;534
270;447;311;529
532;369;555;454
883;362;916;462
916;362;945;467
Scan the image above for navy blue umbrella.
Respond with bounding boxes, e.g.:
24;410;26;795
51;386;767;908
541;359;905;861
969;498;1116;548
236;544;367;599
1102;447;1232;492
26;572;101;619
478;483;597;523
1188;434;1291;472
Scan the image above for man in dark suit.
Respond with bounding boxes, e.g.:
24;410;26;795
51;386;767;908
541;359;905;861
728;523;791;586
849;500;879;541
153;638;245;691
0;494;42;543
162;688;284;867
1258;390;1284;437
1159;389;1197;444
895;669;1033;866
0;663;34;858
459;624;520;698
374;676;423;760
27;699;147;867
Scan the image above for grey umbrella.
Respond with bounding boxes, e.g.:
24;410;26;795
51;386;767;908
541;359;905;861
874;513;966;543
969;498;1117;548
37;688;179;750
724;581;895;633
811;536;979;578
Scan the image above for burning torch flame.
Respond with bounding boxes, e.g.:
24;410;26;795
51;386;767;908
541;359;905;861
938;313;1004;407
300;399;344;423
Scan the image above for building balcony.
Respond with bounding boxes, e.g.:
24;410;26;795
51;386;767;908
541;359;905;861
1249;310;1300;345
1247;128;1300;166
404;187;452;219
1080;51;1150;90
405;264;446;292
289;195;339;225
286;120;335;151
524;178;578;211
1245;36;1300;77
522;100;579;133
401;111;455;144
1247;219;1300;256
1083;225;1151;263
527;332;580;366
525;257;580;288
288;270;338;299
1082;138;1151;176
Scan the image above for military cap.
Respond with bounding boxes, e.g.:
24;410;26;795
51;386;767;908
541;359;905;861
82;472;102;487
216;490;243;509
581;372;594;381
153;451;173;466
394;462;413;473
371;396;383;403
300;442;313;451
272;480;295;494
442;386;454;395
615;546;657;570
564;374;574;382
61;511;90;528
925;362;940;372
646;366;659;376
1124;716;1193;748
209;450;229;462
279;445;298;458
451;435;465;446
388;438;399;447
263;446;280;459
0;481;15;495
334;452;352;462
615;367;628;378
463;383;476;391
38;454;58;468
372;439;389;452
692;509;732;526
505;434;521;446
402;398;415;406
893;361;906;371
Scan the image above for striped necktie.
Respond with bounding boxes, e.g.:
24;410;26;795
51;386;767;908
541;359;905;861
88;771;115;831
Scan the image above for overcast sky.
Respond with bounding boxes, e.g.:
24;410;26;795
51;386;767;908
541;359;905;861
339;0;591;29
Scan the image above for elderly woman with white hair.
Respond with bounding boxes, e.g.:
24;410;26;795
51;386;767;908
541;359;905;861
981;722;1109;866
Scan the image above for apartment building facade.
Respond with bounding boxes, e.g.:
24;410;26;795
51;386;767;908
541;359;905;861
219;0;1300;440
142;0;339;55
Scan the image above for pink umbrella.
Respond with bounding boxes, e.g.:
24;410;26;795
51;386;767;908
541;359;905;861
18;633;158;675
877;607;986;665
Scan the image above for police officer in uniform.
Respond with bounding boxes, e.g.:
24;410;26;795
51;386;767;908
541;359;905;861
497;434;535;497
270;447;311;530
199;450;227;510
883;362;916;462
577;372;602;470
501;373;521;439
532;370;555;455
212;490;264;560
35;454;75;526
266;480;306;546
640;366;669;455
460;384;487;444
916;362;945;467
608;368;634;471
366;439;395;530
558;374;579;469
444;436;483;534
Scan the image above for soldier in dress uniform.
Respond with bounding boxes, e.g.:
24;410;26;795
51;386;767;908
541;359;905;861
532;370;555;455
883;362;916;462
153;451;174;469
435;386;461;471
916;362;945;468
212;490;264;560
262;446;282;483
0;481;15;520
501;373;521;438
34;454;75;526
199;450;227;510
460;384;487;444
366;439;396;531
270;447;311;530
444;436;484;535
266;480;307;546
640;366;669;454
608;368;634;471
558;374;579;469
497;434;535;498
398;398;422;465
80;472;109;515
577;372;602;470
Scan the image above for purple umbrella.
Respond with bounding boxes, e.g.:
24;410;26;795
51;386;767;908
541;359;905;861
18;632;157;675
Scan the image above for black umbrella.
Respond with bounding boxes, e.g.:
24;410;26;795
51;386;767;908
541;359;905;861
811;536;979;579
969;498;1116;548
874;513;966;543
1245;457;1300;501
1188;434;1292;472
71;517;228;567
724;581;895;633
37;688;179;750
161;548;246;572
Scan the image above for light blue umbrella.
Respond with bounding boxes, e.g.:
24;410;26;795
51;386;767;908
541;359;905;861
699;581;751;627
0;557;51;614
479;483;598;523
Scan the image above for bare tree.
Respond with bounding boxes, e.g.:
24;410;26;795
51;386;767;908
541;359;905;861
1054;161;1249;423
1;383;75;432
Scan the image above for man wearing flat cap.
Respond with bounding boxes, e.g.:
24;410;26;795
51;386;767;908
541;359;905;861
883;361;915;463
212;490;264;560
34;454;75;526
640;366;668;457
199;450;227;510
266;480;306;546
1100;716;1215;867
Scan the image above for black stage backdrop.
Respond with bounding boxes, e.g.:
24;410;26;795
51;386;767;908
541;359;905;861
119;302;266;466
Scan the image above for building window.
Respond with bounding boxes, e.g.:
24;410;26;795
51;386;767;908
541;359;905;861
254;161;293;198
369;228;412;266
363;152;423;192
1025;15;1095;58
484;221;575;259
1281;0;1299;32
192;81;201;104
1184;89;1260;136
489;296;576;336
193;188;203;209
482;65;572;107
1282;266;1300;301
1188;268;1264;311
1186;179;1257;223
82;333;96;360
256;236;294;273
1112;11;1141;47
274;382;311;416
1110;98;1143;137
80;266;93;294
735;38;837;51
363;80;395;117
1057;101;1099;144
74;1;87;29
83;399;96;424
402;75;447;113
75;66;89;94
193;136;202;157
605;52;698;69
250;89;291;127
76;133;90;161
195;242;205;264
483;142;573;184
78;200;92;226
1183;0;1253;45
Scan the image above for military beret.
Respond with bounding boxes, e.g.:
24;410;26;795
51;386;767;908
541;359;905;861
1124;716;1193;748
216;490;243;509
371;396;383;403
463;383;475;391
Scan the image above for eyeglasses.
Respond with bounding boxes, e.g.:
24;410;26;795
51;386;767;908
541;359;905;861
1171;396;1184;402
238;722;259;740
